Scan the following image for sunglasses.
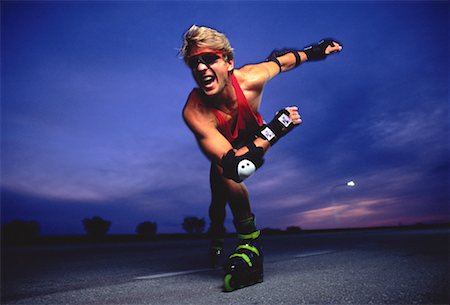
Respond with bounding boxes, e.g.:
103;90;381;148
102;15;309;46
187;52;223;69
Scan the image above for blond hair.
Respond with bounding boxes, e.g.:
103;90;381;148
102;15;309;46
180;25;234;63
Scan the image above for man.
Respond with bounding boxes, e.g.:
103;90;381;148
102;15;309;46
180;25;342;291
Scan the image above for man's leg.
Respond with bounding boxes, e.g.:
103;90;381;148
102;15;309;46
210;163;253;225
209;163;256;256
209;164;228;238
218;166;263;290
210;164;263;290
208;164;229;266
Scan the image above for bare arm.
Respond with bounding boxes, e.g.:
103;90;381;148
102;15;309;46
183;105;270;164
183;102;301;182
236;39;343;108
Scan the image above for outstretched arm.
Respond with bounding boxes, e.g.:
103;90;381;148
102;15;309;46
236;38;343;102
267;39;343;75
240;39;343;85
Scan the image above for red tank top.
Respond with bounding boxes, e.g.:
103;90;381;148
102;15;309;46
188;74;263;146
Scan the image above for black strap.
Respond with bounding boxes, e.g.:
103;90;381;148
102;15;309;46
267;57;282;73
266;48;301;73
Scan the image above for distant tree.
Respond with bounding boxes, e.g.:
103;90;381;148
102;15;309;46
82;216;111;239
182;216;205;234
286;226;302;234
2;220;40;244
136;221;157;239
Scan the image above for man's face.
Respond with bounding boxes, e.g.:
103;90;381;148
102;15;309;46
187;46;234;96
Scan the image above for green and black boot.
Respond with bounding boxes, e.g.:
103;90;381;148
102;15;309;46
223;216;264;292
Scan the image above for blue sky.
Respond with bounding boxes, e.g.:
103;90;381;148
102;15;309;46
1;1;448;234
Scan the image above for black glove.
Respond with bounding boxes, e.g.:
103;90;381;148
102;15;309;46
258;108;296;146
303;39;340;61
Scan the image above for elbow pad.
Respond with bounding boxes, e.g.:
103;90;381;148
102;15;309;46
258;108;295;146
266;49;301;72
222;142;265;183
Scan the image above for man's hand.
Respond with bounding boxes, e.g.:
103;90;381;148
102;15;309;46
325;41;343;55
303;39;343;61
286;106;302;126
274;106;302;137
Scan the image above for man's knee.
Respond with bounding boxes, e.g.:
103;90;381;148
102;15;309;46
211;163;243;190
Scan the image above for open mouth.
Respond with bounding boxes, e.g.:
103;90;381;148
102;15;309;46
201;75;216;88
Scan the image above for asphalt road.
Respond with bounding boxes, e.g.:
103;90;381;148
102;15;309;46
2;228;449;304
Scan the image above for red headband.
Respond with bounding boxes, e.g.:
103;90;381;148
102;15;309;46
188;50;224;58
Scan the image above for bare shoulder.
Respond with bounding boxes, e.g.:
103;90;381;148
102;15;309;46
183;92;217;134
234;62;273;92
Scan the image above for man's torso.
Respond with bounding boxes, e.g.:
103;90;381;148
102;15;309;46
185;70;264;146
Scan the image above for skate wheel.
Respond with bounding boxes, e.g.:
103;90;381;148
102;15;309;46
223;274;234;292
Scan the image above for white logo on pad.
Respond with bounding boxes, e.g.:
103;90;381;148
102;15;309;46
261;127;276;141
237;159;256;180
278;113;292;128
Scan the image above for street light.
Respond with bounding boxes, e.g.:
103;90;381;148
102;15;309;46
346;180;355;187
330;180;356;227
330;180;356;193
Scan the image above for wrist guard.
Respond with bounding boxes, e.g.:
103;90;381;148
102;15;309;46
266;49;301;73
258;108;295;146
222;142;265;183
303;39;337;61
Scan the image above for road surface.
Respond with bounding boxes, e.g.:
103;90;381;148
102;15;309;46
2;228;449;304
